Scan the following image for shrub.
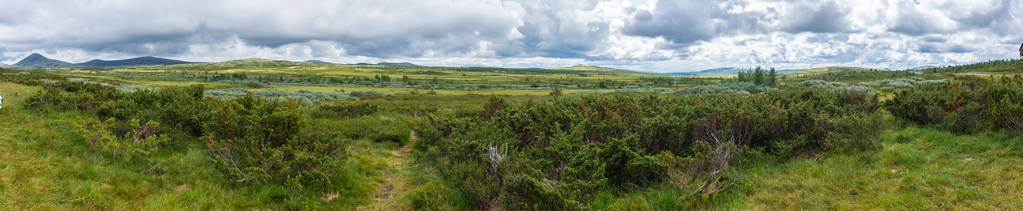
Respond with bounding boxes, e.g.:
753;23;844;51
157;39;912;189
25;81;121;111
206;88;353;106
350;90;385;98
677;82;776;94
481;95;507;117
244;81;268;88
79;118;171;161
312;101;378;119
885;77;1023;133
202;94;351;188
337;116;410;144
414;89;880;209
28;81;354;191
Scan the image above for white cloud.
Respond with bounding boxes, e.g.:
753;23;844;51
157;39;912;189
0;0;1020;72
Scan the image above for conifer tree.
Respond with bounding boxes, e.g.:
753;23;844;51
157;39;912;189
769;67;777;87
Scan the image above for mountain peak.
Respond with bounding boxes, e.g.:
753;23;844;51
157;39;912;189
15;53;71;68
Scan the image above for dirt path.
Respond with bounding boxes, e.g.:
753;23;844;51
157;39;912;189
355;132;415;210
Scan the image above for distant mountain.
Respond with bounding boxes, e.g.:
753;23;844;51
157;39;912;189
76;56;193;68
351;62;418;66
671;67;745;75
377;62;418;67
671;67;804;75
305;60;334;64
14;53;72;68
12;54;194;68
908;65;938;70
553;64;636;72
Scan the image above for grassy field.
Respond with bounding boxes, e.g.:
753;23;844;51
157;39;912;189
2;59;1023;209
0;82;388;209
737;125;1023;209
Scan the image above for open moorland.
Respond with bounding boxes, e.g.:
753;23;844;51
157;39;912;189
2;59;1023;209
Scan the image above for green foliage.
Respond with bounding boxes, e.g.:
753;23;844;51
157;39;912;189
414;89;880;209
800;80;874;94
79;118;171;161
26;81;357;192
677;82;776;94
919;59;1023;73
0;69;66;86
335;116;410;144
349;90;385;98
205;88;353;106
885;77;1023;133
25;81;121;111
550;84;563;96
312;101;378;119
481;95;508;117
202;95;351;188
736;66;777;86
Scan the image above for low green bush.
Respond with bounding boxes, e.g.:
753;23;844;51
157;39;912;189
336;116;410;144
27;81;356;191
414;89;881;209
202;95;351;188
312;101;378;119
885;77;1023;133
79;118;171;161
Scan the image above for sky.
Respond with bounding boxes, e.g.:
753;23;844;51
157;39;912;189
1;0;1021;73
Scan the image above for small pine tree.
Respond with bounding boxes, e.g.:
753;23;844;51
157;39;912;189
550;84;563;96
753;66;764;85
769;67;777;87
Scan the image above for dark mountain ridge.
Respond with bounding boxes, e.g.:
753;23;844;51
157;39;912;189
13;53;193;68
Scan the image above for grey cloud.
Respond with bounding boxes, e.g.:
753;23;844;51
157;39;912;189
780;1;852;33
500;0;610;58
624;0;856;45
624;0;746;44
0;0;526;59
0;0;1020;71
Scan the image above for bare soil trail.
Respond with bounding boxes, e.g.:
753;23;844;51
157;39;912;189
355;132;416;210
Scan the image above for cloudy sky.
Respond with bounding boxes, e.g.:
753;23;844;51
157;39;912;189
1;0;1021;72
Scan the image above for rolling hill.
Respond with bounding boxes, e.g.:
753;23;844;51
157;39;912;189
76;56;193;67
671;67;805;75
352;62;419;66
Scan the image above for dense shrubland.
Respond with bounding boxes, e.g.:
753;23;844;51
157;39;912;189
9;60;1023;209
311;101;379;119
0;68;66;85
413;88;882;209
792;68;921;82
677;82;777;94
23;81;358;193
918;59;1023;73
885;77;1023;133
205;87;354;106
113;69;678;91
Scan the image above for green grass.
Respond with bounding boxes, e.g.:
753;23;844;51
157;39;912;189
31;59;689;97
578;123;1023;210
5;59;1023;209
0;83;387;209
732;125;1023;209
